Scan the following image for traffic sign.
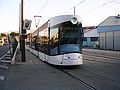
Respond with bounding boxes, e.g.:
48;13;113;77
23;19;32;30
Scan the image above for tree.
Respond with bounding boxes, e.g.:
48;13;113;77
10;32;19;37
1;33;7;37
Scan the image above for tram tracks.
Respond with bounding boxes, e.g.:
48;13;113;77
82;52;120;83
83;52;120;65
81;67;120;83
55;64;120;90
54;51;120;90
84;53;120;60
57;66;97;90
82;49;120;59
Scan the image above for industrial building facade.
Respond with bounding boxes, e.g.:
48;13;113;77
97;15;120;51
83;26;99;47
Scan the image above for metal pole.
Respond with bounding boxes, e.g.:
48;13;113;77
74;7;75;15
21;0;26;62
19;3;22;51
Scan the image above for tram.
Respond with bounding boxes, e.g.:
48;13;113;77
27;15;83;66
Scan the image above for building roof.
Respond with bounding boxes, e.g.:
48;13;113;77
98;15;120;26
83;26;99;37
83;26;97;32
97;15;120;33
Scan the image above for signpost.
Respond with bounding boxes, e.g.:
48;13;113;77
20;0;32;62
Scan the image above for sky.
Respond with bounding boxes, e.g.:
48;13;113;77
0;0;120;33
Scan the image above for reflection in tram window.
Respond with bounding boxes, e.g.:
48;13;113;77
50;28;59;55
36;30;49;54
31;36;37;49
59;21;82;54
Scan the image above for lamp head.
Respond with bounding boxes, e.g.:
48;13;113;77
71;17;78;24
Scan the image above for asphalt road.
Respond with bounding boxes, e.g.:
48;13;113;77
0;45;11;90
0;45;10;58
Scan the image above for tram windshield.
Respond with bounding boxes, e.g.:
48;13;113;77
50;21;83;55
59;21;82;54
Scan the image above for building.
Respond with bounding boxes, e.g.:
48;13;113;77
83;26;99;48
97;15;120;51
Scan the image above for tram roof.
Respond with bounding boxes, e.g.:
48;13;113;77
49;15;81;27
31;15;81;36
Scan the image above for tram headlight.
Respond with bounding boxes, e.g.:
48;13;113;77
71;17;78;24
78;55;82;59
63;56;68;59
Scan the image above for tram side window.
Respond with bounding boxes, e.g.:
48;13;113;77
36;35;41;51
38;31;44;52
50;28;59;55
37;30;49;54
43;30;49;54
31;36;37;49
90;37;98;41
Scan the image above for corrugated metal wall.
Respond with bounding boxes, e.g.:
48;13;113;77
114;31;120;50
100;33;106;49
106;32;113;50
99;31;120;50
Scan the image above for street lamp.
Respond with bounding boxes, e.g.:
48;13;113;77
34;15;42;28
34;15;42;57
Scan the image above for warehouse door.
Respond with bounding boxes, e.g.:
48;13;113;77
100;33;106;49
106;32;113;50
114;31;120;50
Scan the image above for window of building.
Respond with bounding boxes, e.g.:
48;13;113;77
90;37;98;41
83;37;87;41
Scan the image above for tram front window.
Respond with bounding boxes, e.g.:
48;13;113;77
59;21;82;54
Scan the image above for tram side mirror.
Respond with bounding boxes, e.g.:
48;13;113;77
71;17;78;24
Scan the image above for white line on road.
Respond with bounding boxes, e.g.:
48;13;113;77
0;49;12;60
0;76;5;80
0;60;11;63
0;65;9;69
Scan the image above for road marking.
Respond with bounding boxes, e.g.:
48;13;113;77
0;60;11;63
0;76;5;80
0;49;12;60
0;65;9;69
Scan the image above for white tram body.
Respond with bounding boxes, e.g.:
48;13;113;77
28;15;83;66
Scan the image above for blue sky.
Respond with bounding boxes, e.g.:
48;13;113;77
0;0;120;33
